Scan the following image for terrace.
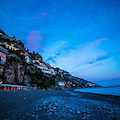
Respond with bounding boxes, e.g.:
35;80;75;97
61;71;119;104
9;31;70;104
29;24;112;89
0;84;30;91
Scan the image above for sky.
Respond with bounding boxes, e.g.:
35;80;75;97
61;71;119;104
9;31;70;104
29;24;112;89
0;0;120;82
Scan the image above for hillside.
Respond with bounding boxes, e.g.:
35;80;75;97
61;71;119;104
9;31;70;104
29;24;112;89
0;29;100;90
55;68;100;89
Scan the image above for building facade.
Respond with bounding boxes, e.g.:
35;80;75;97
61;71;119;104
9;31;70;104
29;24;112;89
0;52;6;65
0;46;8;65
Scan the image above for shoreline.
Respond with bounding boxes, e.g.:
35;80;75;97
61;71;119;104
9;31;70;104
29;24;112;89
1;87;120;97
74;86;120;96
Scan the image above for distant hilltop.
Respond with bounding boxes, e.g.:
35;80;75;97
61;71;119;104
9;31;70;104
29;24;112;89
0;29;100;90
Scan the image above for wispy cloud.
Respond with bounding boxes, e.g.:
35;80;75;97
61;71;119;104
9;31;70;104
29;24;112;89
84;38;108;49
46;57;56;64
45;38;108;66
26;30;43;52
86;54;109;65
86;52;120;65
44;37;120;80
44;40;68;63
72;62;104;74
94;38;108;45
34;12;47;19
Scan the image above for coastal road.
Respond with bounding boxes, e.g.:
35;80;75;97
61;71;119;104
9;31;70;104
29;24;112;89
0;90;120;120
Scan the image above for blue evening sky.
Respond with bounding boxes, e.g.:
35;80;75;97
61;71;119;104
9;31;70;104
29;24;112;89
0;0;120;82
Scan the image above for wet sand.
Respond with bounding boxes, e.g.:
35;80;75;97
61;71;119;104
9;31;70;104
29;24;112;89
0;90;120;120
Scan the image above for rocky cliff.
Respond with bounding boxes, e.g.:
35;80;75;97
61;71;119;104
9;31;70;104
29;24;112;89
0;29;100;90
54;68;100;89
4;61;24;84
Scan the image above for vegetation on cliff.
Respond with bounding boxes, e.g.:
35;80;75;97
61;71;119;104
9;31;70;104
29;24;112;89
0;29;100;90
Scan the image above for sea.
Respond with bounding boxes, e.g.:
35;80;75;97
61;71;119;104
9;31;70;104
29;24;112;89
74;78;120;96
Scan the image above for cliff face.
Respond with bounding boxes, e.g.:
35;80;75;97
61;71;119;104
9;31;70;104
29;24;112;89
2;55;40;85
0;29;100;89
56;68;100;88
4;61;25;84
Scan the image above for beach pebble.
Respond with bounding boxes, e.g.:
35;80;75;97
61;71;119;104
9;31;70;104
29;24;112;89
32;115;35;117
77;111;81;114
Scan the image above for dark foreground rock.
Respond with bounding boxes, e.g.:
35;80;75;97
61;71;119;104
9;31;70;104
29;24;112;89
0;90;120;120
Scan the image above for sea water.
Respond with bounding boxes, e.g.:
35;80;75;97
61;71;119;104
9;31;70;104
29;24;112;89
74;78;120;96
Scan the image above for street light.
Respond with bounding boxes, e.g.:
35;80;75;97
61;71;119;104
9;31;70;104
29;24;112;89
0;81;3;84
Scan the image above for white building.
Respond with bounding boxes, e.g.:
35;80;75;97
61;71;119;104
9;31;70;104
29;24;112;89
58;81;65;86
0;33;3;36
34;64;54;75
32;60;35;63
21;52;31;64
0;84;30;90
25;56;31;63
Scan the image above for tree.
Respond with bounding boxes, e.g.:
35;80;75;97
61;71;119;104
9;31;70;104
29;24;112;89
13;36;15;39
56;67;60;71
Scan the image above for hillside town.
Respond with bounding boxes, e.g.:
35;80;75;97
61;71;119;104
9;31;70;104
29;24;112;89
0;29;100;91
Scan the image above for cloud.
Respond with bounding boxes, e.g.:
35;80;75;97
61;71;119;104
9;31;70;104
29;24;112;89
86;51;120;65
34;12;47;19
46;56;56;64
63;38;108;65
43;37;119;81
43;37;120;81
43;40;68;61
72;62;104;74
85;38;108;48
26;30;43;52
45;38;108;67
86;54;109;64
95;38;108;44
